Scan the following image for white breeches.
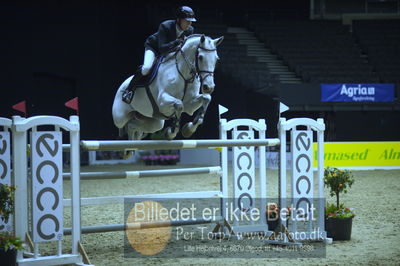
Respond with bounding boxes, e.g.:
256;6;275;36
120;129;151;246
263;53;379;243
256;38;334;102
141;49;156;75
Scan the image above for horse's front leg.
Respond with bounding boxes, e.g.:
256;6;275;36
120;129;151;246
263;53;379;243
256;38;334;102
181;93;212;138
158;92;183;140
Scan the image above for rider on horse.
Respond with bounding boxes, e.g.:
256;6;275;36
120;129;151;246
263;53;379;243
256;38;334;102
122;6;197;104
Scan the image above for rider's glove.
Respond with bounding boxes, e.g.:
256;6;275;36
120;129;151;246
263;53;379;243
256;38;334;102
175;38;184;46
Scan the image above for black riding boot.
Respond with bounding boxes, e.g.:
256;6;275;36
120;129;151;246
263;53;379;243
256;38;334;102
122;67;143;104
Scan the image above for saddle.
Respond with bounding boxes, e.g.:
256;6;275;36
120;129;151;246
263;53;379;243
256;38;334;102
136;55;165;87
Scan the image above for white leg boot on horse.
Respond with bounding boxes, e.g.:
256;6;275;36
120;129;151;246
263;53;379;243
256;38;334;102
182;92;212;138
182;107;205;138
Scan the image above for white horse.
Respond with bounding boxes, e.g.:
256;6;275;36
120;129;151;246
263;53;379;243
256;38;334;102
112;34;224;140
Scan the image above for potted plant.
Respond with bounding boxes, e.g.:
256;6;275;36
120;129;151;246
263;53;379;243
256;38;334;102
0;184;24;266
324;167;355;241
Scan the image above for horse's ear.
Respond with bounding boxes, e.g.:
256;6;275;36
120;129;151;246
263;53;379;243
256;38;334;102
200;34;205;43
214;36;224;47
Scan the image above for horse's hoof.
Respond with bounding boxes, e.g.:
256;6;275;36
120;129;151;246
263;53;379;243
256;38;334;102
163;127;176;140
123;150;135;159
193;115;204;125
182;123;194;138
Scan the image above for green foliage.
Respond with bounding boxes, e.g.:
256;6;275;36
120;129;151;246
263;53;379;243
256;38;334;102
324;167;355;219
324;167;355;197
325;202;355;219
0;184;24;251
324;167;355;209
0;232;24;251
0;184;15;223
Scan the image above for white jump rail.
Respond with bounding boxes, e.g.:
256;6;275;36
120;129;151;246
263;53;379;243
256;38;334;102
63;190;223;207
64;215;224;235
63;166;221;180
80;138;280;151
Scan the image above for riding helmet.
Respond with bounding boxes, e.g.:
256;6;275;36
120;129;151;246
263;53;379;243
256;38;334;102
176;6;196;22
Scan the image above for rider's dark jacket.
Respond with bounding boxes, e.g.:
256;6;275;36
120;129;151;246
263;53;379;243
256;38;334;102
145;20;194;55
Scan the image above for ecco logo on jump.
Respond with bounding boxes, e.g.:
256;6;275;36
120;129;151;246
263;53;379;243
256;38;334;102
0;134;9;181
292;130;313;219
234;131;255;213
0;132;11;232
32;132;63;241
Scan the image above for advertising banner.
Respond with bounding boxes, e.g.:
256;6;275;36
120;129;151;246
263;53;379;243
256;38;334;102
321;84;394;102
313;142;400;169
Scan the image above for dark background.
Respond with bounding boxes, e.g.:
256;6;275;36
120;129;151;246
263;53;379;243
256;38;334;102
1;1;399;140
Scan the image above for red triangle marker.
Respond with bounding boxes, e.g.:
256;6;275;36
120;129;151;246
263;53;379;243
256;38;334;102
65;97;79;115
12;100;27;117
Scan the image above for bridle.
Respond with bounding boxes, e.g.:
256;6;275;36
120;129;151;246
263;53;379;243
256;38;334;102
195;45;217;91
175;36;217;96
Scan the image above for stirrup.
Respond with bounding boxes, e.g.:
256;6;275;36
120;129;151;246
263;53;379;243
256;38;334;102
122;90;134;104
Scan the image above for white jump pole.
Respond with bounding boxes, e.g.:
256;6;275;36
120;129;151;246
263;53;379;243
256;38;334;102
81;139;280;151
317;118;325;232
63;190;223;207
64;216;224;235
63;166;222;180
12;116;29;263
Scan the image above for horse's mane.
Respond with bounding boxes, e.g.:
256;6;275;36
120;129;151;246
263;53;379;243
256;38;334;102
186;34;206;39
162;34;213;63
182;34;209;46
162;34;205;62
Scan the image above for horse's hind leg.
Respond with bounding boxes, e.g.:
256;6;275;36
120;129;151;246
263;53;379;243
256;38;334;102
121;123;140;159
122;115;164;158
127;128;146;140
126;114;164;139
182;93;212;138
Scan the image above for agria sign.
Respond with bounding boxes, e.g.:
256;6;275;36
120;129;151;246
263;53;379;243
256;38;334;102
340;84;375;99
321;83;394;102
